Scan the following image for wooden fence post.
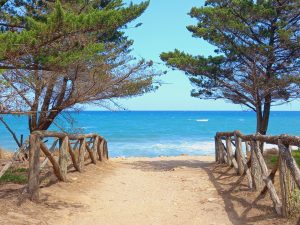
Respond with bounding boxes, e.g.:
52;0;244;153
245;141;250;158
217;138;225;164
68;141;80;172
278;140;300;217
215;136;219;163
97;139;109;161
253;140;282;215
28;134;41;201
278;143;291;217
40;142;65;181
278;140;300;189
78;139;86;171
98;139;105;161
86;141;97;164
225;137;233;166
250;141;264;191
103;139;109;160
59;136;69;181
234;132;244;175
92;136;99;162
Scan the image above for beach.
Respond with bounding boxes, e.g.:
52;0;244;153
0;155;295;225
0;0;299;223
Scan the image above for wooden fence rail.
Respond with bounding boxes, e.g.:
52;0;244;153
28;131;108;201
215;130;300;217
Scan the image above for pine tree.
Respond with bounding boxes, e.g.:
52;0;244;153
161;0;300;135
0;0;159;131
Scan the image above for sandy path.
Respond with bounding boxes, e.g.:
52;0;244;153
56;156;230;225
0;156;294;225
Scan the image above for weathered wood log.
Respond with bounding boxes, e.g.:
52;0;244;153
59;137;69;181
241;155;253;189
222;142;228;164
68;141;80;172
250;141;264;191
278;140;300;189
49;139;59;152
0;140;30;179
92;136;99;162
78;139;86;170
73;140;80;152
40;142;65;181
231;158;239;174
253;140;282;215
40;158;49;169
215;136;219;162
86;142;97;164
217;130;300;147
245;141;250;158
225;137;233;166
31;131;104;140
0;161;12;178
260;160;278;196
78;139;86;171
28;134;40;201
217;138;225;164
279;146;291;217
234;133;244;175
103;139;109;160
98;139;105;161
223;149;228;164
225;138;239;173
216;131;234;137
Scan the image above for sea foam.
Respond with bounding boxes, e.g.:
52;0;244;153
196;119;209;122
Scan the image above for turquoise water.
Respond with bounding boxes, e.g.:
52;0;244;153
1;111;300;157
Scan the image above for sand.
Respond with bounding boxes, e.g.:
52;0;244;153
0;156;298;225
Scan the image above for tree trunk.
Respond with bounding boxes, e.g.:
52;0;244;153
256;106;263;134
29;110;61;132
255;101;271;153
260;95;271;135
256;102;271;136
28;134;41;201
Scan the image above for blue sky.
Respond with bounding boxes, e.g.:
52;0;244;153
92;0;300;111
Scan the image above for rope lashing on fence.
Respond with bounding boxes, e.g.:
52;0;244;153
215;130;300;218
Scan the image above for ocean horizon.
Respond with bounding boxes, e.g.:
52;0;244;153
1;110;300;157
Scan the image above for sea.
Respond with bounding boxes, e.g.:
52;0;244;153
0;111;299;157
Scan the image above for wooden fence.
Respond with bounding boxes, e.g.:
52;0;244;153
28;131;108;201
215;130;300;217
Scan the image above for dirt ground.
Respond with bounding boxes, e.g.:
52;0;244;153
0;156;298;225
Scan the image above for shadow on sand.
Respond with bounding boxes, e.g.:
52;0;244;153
127;158;293;225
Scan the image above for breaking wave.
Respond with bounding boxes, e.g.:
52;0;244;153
109;141;215;157
196;119;209;122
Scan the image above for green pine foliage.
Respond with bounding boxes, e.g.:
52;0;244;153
0;0;150;69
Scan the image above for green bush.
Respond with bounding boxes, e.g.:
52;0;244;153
0;168;28;184
265;150;300;167
292;150;300;166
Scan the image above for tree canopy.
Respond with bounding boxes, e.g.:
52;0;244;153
160;0;300;134
0;0;159;131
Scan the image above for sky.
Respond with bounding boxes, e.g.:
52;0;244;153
91;0;300;111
